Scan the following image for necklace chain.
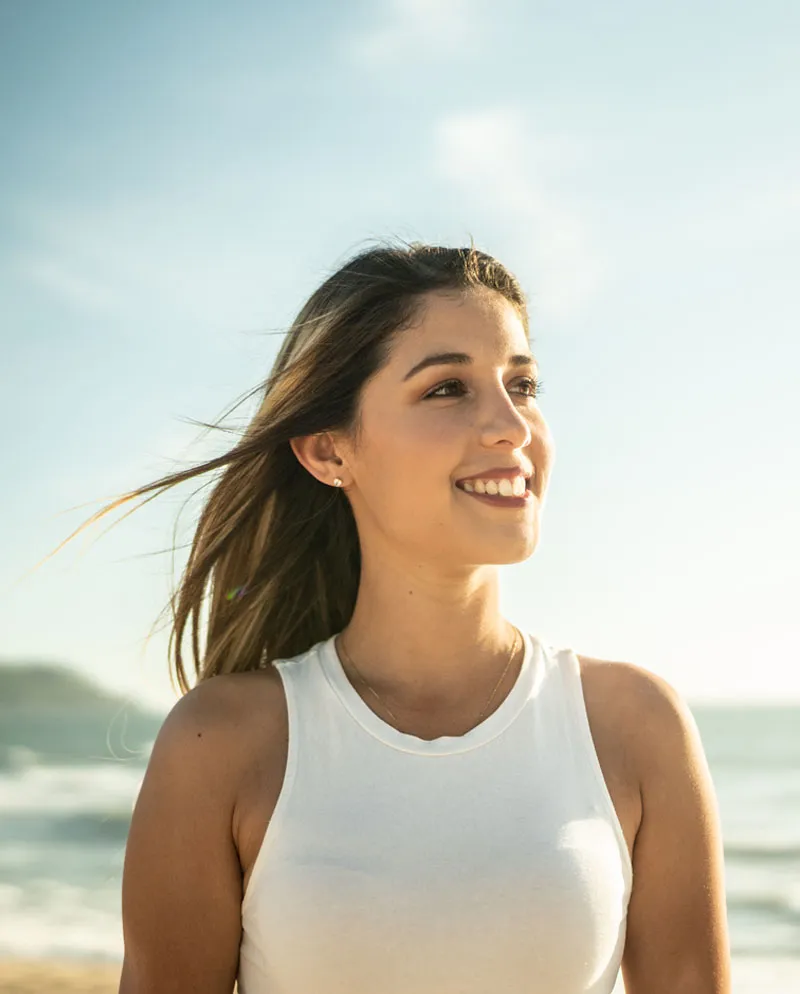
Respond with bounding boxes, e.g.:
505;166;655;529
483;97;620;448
336;626;521;728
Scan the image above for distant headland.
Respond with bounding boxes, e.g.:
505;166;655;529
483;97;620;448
0;663;166;768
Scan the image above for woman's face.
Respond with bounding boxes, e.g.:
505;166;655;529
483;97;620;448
335;288;555;572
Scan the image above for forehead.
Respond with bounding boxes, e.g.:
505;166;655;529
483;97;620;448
395;288;528;356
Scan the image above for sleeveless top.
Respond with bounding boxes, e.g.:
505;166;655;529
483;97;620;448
237;629;633;994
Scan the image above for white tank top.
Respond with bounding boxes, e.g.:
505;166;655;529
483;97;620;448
238;629;632;994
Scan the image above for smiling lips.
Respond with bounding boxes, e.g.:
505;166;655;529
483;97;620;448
454;465;534;498
460;476;527;497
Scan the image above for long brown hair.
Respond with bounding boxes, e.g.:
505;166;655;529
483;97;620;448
56;239;530;694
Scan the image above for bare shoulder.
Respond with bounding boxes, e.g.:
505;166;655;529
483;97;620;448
162;665;286;738
577;651;682;705
148;666;288;805
578;654;699;740
576;652;710;804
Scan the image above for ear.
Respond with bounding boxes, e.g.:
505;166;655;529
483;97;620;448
289;431;346;487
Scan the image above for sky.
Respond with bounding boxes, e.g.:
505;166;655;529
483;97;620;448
1;0;798;710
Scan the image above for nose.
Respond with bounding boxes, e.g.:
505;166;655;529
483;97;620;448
477;383;532;449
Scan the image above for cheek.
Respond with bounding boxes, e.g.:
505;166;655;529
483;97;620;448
361;435;457;531
372;416;456;485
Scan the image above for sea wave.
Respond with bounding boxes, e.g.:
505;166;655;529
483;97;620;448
1;811;132;845
0;762;144;815
726;843;800;862
728;892;800;921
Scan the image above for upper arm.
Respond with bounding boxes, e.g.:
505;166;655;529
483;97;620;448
621;668;731;994
119;680;245;994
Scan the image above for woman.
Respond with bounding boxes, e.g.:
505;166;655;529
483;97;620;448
107;243;729;992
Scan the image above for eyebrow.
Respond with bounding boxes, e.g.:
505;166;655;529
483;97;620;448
402;351;538;382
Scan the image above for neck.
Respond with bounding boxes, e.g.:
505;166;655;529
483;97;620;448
336;552;524;715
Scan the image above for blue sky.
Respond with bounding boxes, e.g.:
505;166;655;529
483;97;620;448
1;0;798;709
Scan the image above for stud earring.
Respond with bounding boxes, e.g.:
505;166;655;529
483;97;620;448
332;477;343;487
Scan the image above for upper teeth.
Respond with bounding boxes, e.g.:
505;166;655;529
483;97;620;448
461;477;527;497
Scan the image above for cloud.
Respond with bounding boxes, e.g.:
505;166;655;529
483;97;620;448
434;108;604;322
343;0;480;70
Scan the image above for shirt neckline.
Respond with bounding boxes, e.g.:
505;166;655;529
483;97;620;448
317;629;538;755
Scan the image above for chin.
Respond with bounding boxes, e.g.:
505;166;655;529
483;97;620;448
501;542;538;566
466;531;539;566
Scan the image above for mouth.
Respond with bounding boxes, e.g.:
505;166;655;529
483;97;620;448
453;476;534;507
454;475;532;494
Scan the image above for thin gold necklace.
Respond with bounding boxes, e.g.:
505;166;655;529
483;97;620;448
336;626;521;727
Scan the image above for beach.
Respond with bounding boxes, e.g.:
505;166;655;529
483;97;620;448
3;957;800;993
0;960;120;993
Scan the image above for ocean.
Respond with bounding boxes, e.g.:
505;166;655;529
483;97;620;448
0;666;798;992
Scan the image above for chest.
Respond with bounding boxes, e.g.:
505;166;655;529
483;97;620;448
237;727;633;994
235;657;642;895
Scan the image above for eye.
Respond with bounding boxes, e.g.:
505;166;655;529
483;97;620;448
424;376;544;400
